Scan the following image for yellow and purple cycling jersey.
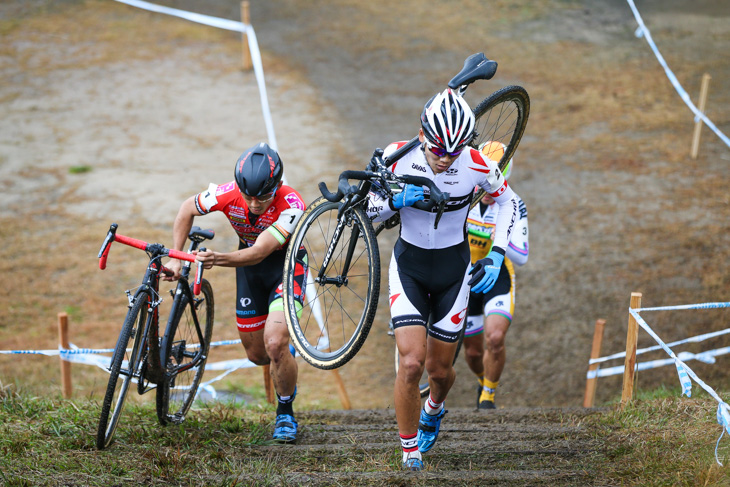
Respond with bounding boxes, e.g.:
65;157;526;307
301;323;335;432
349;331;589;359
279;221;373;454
465;192;529;336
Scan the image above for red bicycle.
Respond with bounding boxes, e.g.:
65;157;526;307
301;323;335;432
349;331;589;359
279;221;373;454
95;223;215;450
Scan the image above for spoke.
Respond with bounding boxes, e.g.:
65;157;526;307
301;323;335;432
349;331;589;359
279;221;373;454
322;285;360;328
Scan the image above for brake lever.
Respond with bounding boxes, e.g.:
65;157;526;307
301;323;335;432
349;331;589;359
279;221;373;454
434;199;446;230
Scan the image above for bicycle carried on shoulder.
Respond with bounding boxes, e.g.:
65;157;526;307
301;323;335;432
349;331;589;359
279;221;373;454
282;52;529;370
95;223;215;450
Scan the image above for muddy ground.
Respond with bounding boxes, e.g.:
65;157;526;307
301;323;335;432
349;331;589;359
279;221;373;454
236;407;604;486
1;1;730;476
118;0;730;409
1;0;729;484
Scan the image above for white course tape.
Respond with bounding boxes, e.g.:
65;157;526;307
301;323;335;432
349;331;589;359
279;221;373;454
590;327;730;366
629;308;729;465
112;0;278;151
587;347;730;379
114;0;248;32
625;0;730;149
589;302;730;366
585;300;730;465
5;0;338;405
637;302;730;312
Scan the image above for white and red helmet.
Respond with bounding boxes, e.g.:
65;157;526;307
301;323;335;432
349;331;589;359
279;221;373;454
420;89;475;153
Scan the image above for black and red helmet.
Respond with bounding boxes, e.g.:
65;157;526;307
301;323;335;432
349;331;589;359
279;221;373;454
234;142;283;197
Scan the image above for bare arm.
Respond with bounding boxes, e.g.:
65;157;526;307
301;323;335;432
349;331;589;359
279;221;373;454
162;196;202;281
195;230;281;268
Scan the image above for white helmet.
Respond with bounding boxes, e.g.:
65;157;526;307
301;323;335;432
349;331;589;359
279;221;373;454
479;141;513;180
421;89;475;153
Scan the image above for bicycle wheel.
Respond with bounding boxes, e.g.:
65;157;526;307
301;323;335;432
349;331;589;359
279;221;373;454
470;85;530;206
283;196;380;370
156;278;214;426
96;291;149;450
393;322;466;399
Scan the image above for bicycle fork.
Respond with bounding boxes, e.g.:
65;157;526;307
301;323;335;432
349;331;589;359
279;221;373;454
317;208;361;287
138;290;165;388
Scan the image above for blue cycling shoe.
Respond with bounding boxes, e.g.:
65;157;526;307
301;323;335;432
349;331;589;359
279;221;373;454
402;454;424;471
417;408;447;452
273;414;298;443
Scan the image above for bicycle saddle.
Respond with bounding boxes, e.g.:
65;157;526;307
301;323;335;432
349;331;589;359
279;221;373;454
448;53;498;89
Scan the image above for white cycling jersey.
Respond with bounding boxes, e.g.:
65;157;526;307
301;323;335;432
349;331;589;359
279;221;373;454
366;141;517;251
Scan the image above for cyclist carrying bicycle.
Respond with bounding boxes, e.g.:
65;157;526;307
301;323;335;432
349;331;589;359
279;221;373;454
164;142;308;443
463;142;529;410
366;89;518;470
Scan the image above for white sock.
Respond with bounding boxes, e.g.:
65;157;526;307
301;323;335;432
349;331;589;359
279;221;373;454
402;449;422;463
425;393;444;415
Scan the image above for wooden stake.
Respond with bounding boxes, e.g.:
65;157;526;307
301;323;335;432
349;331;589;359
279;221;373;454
583;319;606;408
690;73;711;159
57;312;72;399
263;364;274;404
330;369;352;410
621;293;642;409
240;1;252;71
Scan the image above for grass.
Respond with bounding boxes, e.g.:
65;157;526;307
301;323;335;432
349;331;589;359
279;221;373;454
68;165;92;174
0;382;295;486
2;2;729;485
585;388;730;486
1;381;729;486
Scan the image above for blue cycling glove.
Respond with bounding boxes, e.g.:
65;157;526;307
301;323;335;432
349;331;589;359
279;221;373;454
391;184;425;210
468;248;505;294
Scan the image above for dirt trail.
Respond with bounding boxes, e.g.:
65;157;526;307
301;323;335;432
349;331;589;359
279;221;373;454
234;407;604;486
1;2;727;484
1;0;728;417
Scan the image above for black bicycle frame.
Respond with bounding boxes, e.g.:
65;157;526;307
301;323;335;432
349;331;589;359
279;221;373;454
312;53;497;290
133;259;165;386
161;271;207;377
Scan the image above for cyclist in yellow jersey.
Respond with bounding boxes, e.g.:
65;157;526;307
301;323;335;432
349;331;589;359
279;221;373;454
464;142;529;410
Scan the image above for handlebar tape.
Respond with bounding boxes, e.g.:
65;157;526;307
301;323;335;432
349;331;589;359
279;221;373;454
319;170;373;202
193;247;205;296
99;232;196;269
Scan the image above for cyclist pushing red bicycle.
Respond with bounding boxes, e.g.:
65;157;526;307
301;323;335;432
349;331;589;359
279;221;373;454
164;142;308;443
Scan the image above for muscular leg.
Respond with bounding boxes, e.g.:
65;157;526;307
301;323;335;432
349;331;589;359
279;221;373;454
425;336;458;404
394;325;427;436
483;313;510;383
263;310;297;397
463;329;485;377
238;328;269;365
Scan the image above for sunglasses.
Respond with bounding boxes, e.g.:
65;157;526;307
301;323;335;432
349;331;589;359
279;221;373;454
242;188;277;203
426;143;463;158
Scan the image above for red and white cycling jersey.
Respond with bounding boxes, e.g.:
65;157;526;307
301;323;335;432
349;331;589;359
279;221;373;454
194;181;306;248
367;142;517;251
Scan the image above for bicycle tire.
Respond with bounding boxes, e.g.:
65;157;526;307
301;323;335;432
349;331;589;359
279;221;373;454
470;85;530;207
96;291;149;450
393;323;466;399
156;278;214;426
283;196;379;370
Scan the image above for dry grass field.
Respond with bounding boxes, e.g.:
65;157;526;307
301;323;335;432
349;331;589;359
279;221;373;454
1;0;729;413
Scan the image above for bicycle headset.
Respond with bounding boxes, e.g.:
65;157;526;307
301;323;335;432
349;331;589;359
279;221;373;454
234;142;284;197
